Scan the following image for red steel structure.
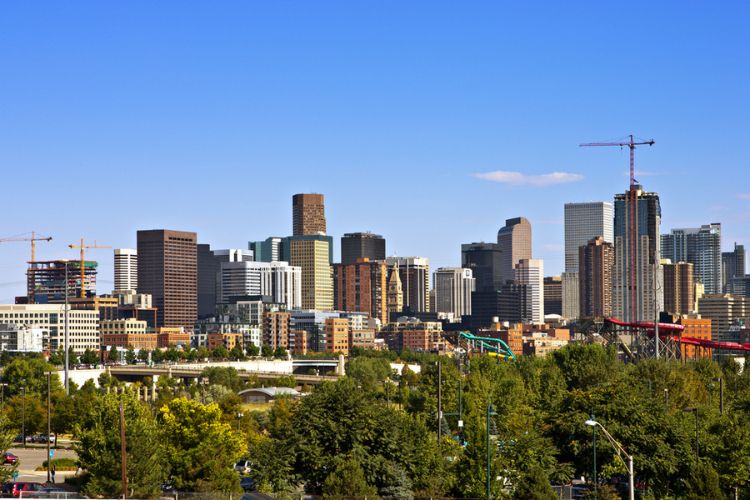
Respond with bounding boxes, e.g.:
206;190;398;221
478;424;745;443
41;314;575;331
606;317;750;354
581;136;654;322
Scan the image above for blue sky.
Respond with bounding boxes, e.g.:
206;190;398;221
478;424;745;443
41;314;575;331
1;2;749;301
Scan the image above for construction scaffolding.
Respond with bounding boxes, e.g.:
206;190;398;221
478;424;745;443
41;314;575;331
26;260;98;304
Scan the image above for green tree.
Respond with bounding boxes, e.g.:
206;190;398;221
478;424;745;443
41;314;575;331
0;414;18;483
80;348;99;365
201;367;242;392
107;345;120;363
1;357;61;396
229;344;245;360
261;345;274;358
322;457;379;499
513;464;557;500
246;343;260;357
137;349;149;363
125;348;137;365
75;391;167;498
4;393;46;434
158;398;245;492
346;356;393;393
48;349;64;366
211;345;229;360
685;461;722;500
273;347;288;359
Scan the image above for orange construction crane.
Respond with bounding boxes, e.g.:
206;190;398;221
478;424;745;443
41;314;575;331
580;135;655;323
68;238;112;298
0;231;53;262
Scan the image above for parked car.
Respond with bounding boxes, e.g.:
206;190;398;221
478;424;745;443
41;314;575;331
22;485;67;498
2;452;18;465
234;460;253;474
4;482;45;498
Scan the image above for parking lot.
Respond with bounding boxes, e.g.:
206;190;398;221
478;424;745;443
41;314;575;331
7;446;77;483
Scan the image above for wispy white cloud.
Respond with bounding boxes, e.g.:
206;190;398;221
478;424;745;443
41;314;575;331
736;193;750;201
472;170;584;187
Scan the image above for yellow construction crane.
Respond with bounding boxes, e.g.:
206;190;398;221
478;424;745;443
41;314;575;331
0;231;53;262
68;238;111;298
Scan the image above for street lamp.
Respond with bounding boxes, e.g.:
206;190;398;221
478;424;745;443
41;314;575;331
683;407;699;460
236;412;244;432
585;419;634;500
486;401;498;500
21;381;26;449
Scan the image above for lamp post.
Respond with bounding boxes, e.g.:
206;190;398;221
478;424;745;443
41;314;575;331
485;401;498;500
236;412;244;432
683;407;699;459
21;382;27;449
46;372;51;483
63;260;70;395
585;419;634;500
590;413;597;498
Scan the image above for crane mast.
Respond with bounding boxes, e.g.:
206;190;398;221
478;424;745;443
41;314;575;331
68;238;112;298
580;135;655;323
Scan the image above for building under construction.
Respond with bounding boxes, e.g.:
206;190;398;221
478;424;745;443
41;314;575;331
26;260;98;304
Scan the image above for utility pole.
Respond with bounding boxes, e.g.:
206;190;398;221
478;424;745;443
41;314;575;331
64;261;70;395
47;372;51;484
119;402;128;498
21;384;26;449
437;359;442;446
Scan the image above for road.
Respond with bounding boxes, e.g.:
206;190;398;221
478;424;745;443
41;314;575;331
7;446;77;483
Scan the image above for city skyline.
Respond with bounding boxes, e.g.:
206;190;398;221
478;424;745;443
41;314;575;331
2;2;749;301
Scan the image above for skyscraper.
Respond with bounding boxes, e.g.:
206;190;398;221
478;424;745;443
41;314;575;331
514;258;544;324
249;237;284;263
578;237;614;318
497;217;532;285
113;248;137;292
433;267;475;319
333;258;389;325
341;232;386;265
286;235;334;310
385;257;430;313
662;261;695;316
613;186;662;323
722;242;746;292
661;223;721;294
563;202;614;319
137;229;197;328
564;202;614;271
461;242;503;292
292;193;326;236
543;276;562;316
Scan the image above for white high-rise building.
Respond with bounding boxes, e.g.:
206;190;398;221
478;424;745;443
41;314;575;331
515;259;544;324
217;257;301;309
114;248;138;292
563;202;614;319
0;304;99;353
270;261;302;309
661;224;722;294
433;268;475;319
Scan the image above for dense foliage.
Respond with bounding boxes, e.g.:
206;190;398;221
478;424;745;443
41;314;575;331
3;344;750;498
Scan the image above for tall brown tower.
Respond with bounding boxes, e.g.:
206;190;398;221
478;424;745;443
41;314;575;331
663;261;695;316
579;236;614;318
293;193;327;236
137;229;197;328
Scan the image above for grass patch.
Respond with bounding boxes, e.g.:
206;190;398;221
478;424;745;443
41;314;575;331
35;457;77;471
